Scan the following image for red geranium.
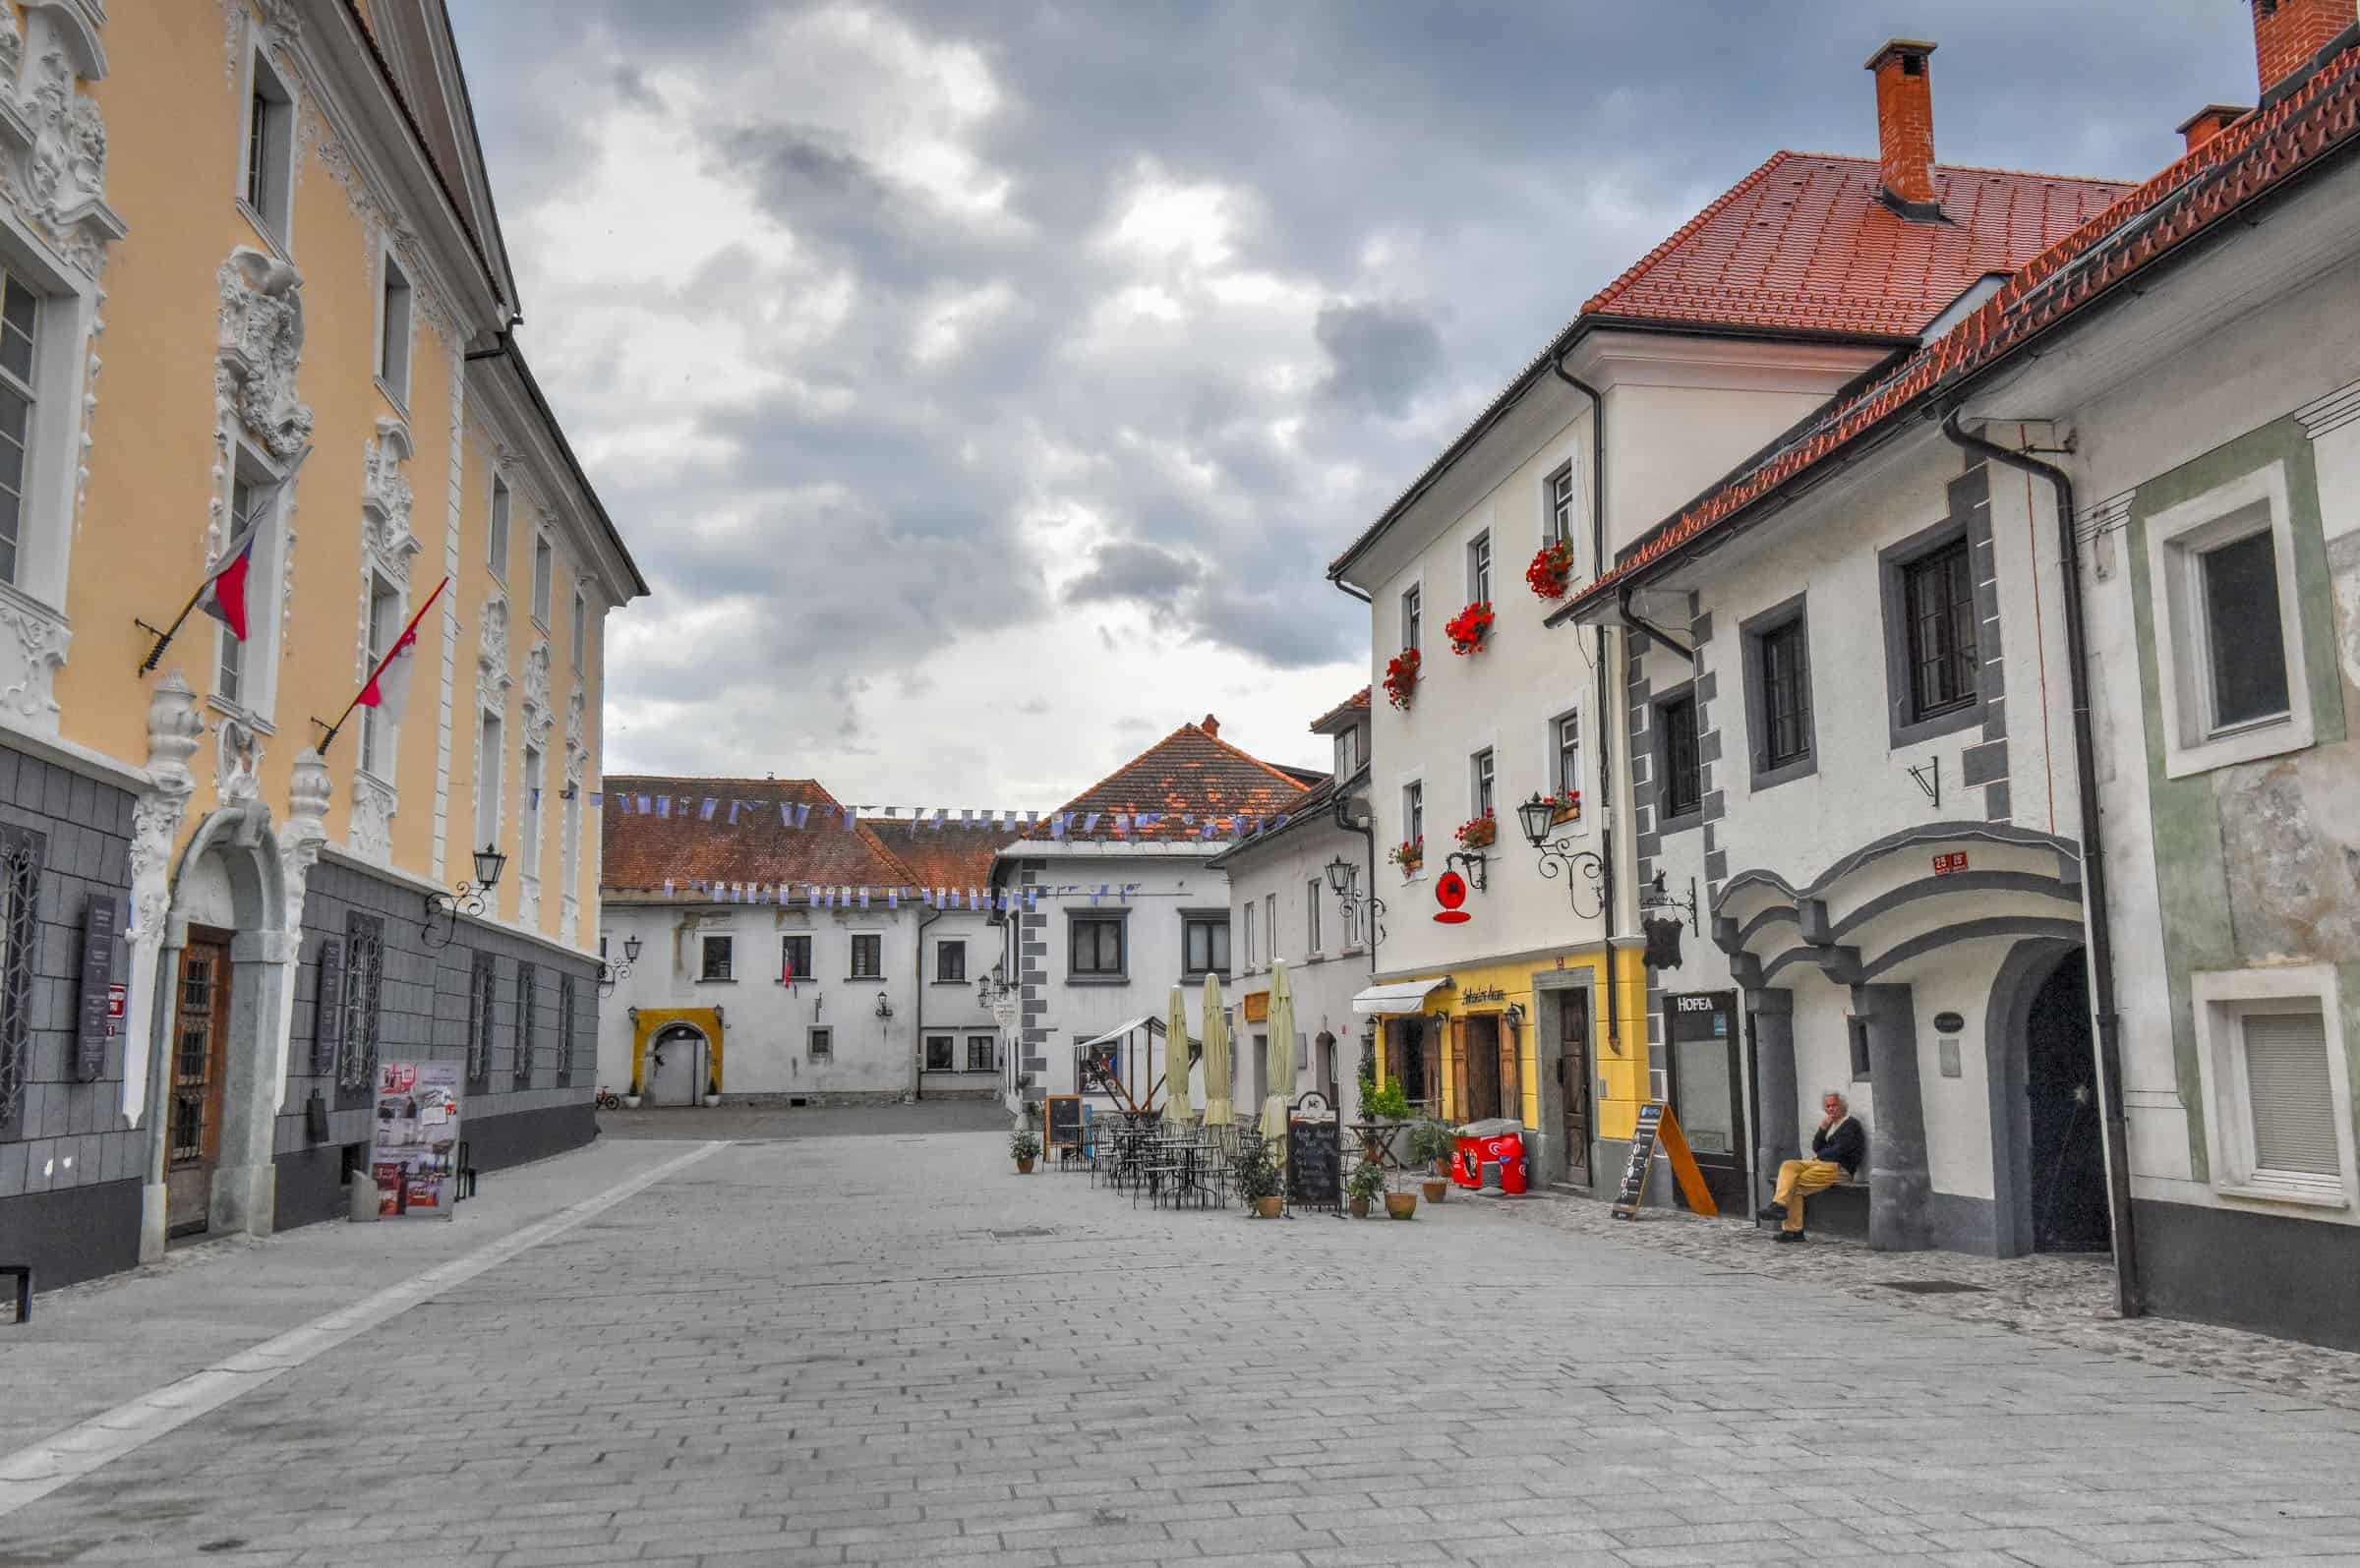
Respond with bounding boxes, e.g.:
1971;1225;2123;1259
1527;541;1575;600
1444;601;1494;656
1453;811;1497;848
1383;646;1421;709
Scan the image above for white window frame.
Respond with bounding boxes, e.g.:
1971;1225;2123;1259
2145;461;2313;780
519;742;544;879
1306;877;1322;956
1265;892;1278;966
2190;964;2353;1210
208;446;289;727
1469;744;1496;821
487;471;510;582
375;248;413;410
1542;453;1583;556
698;932;736;983
237;44;297;248
359;571;403;782
1334;724;1357;780
966;1033;996;1073
531;529;554;628
473;707;503;854
571;586;587;674
1400;775;1425;872
1399;575;1423;655
924;1033;955;1072
1241;900;1258;972
0;241;97;615
1542;700;1591;837
1466;529;1492;605
559;785;580;901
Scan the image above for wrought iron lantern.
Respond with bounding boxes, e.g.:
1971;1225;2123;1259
1518;792;1606;919
598;933;643;997
423;842;506;949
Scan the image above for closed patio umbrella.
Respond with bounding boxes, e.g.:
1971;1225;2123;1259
1200;971;1233;1132
1260;960;1295;1152
1162;986;1194;1127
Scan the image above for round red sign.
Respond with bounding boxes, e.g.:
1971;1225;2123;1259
1433;869;1470;924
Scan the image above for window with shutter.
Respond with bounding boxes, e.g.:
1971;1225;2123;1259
2243;1009;2338;1179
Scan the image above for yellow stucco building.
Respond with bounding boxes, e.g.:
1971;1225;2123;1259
0;0;644;1286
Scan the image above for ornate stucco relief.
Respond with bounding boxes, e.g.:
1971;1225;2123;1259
123;672;204;1126
478;593;511;694
361;419;420;583
348;769;395;863
522;639;553;747
0;588;69;731
217;249;313;464
0;3;127;282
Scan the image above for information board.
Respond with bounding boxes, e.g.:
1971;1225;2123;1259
1610;1100;1719;1219
371;1061;462;1219
1287;1116;1341;1211
73;891;123;1081
1044;1094;1084;1156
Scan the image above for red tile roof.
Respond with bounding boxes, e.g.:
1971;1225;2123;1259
1021;720;1316;843
601;777;916;893
1310;687;1372;732
1582;152;2131;339
1570;43;2360;612
865;821;1025;892
1328;151;2129;581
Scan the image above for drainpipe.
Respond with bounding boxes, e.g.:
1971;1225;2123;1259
911;906;941;1102
1548;354;1628;1139
1940;410;2143;1319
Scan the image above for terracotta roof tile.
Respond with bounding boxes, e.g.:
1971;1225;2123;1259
1021;720;1316;843
600;777;915;893
864;822;1025;892
1571;47;2360;611
1310;688;1372;732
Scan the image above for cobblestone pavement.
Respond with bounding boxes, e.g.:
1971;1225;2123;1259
597;1099;1005;1140
8;1132;2360;1567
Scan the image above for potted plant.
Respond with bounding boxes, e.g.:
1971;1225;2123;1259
1382;647;1421;709
1526;539;1575;600
1387;837;1425;876
1010;1129;1040;1174
1384;1186;1418;1220
1345;1159;1386;1219
1233;1137;1284;1219
1410;1119;1456;1204
622;1074;643;1111
1453;811;1497;850
1444;601;1495;656
1536;787;1581;827
703;1074;722;1108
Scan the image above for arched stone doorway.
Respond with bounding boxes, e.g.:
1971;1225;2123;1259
648;1023;708;1106
1987;940;2109;1255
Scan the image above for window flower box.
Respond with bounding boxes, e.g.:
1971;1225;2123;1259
1453;812;1497;849
1539;788;1581;826
1383;647;1421;709
1527;541;1575;600
1444;601;1494;656
1388;837;1425;875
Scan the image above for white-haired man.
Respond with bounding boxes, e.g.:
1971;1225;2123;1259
1757;1090;1864;1243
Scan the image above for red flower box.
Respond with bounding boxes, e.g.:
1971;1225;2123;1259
1444;601;1494;656
1383;646;1421;709
1453;812;1497;849
1527;541;1575;600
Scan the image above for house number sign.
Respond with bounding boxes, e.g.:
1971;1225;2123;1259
1931;850;1970;875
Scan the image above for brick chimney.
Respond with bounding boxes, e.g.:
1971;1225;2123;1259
2251;0;2358;95
2175;104;2251;154
1200;713;1220;739
1865;40;1942;217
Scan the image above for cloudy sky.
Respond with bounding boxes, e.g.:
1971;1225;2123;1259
446;0;2255;804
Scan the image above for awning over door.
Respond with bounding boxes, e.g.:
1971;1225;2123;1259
1076;1015;1163;1050
1352;978;1447;1016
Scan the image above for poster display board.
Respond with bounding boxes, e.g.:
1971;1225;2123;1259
1610;1100;1719;1219
372;1061;462;1218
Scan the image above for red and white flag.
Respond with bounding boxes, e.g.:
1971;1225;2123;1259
196;514;264;641
354;577;448;726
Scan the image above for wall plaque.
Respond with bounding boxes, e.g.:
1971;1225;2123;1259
314;937;346;1074
73;892;124;1081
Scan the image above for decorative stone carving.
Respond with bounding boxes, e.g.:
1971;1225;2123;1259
0;589;69;733
215;714;263;805
361;419;418;579
522;640;553;745
266;746;330;1117
478;593;511;693
565;686;586;766
217;248;312;461
122;671;204;1128
348;770;395;863
0;4;125;281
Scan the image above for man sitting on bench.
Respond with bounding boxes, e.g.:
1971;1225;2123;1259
1758;1090;1864;1243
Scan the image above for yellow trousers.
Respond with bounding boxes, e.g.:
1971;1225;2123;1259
1772;1159;1845;1232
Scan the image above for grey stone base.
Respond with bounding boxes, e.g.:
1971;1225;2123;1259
0;1176;142;1292
2135;1197;2360;1353
712;1090;907;1108
271;1101;596;1235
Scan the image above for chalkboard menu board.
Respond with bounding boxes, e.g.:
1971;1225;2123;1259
1288;1117;1341;1210
1044;1094;1084;1155
1612;1101;1664;1217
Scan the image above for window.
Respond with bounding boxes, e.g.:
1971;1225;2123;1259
571;588;587;674
512;963;537;1086
475;711;502;851
1241;900;1258;971
241;52;294;238
925;1034;955;1072
1335;725;1357;779
1401;582;1421;653
1467;531;1492;603
2193;967;2351;1204
936;940;967;982
360;575;401;778
1743;597;1817;791
337;911;384;1094
808;1026;833;1061
1072;916;1124;976
850;933;883;978
0;271;37;588
378;254;412;405
1554;712;1580;798
1657;691;1701;824
781;933;812;983
2242;1010;2336;1178
0;825;41;1131
1402;780;1424;850
1306;879;1322;955
1265;893;1279;965
2148;466;2314;779
1183;914;1230;975
1902;540;1976;722
531;533;554;626
1848;1016;1871;1080
214;475;276;708
699;934;734;982
560;789;580;900
1471;747;1495;819
488;474;510;579
558;973;578;1086
465;953;497;1086
967;1034;996;1073
1546;461;1577;548
520;744;544;878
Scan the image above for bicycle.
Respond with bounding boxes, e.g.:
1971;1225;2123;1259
593;1085;622;1111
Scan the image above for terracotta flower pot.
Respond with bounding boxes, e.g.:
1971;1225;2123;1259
1424;1179;1448;1203
1348;1196;1371;1219
1254;1195;1282;1219
1385;1192;1418;1220
1016;1157;1034;1175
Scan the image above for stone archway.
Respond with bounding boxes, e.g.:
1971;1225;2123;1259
1986;939;2106;1257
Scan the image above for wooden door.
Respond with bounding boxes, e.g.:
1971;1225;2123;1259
166;935;233;1238
1560;991;1593;1185
1497;1018;1521;1125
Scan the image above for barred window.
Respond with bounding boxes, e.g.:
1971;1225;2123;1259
466;953;497;1086
0;825;44;1129
558;972;579;1086
338;912;384;1093
513;962;538;1087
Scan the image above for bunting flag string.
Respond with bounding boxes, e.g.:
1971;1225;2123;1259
532;788;1290;842
642;878;1144;908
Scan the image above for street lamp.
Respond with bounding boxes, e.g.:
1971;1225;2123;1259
1325;851;1386;948
598;933;643;997
423;843;506;949
1517;792;1605;919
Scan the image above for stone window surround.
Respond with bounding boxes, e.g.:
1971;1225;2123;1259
0;222;100;619
2189;963;2353;1212
1179;906;1229;979
1064;907;1129;984
2143;460;2315;780
1877;510;1990;751
1740;591;1817;793
1652;679;1704;836
933;937;967;984
235;38;297;249
847;930;885;981
372;244;412;412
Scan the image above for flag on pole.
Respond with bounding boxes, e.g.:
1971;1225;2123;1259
196;509;268;642
353;578;447;727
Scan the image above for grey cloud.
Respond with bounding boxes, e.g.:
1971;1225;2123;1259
1063;541;1204;608
1315;302;1444;418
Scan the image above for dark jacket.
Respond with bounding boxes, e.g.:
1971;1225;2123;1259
1812;1117;1865;1177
